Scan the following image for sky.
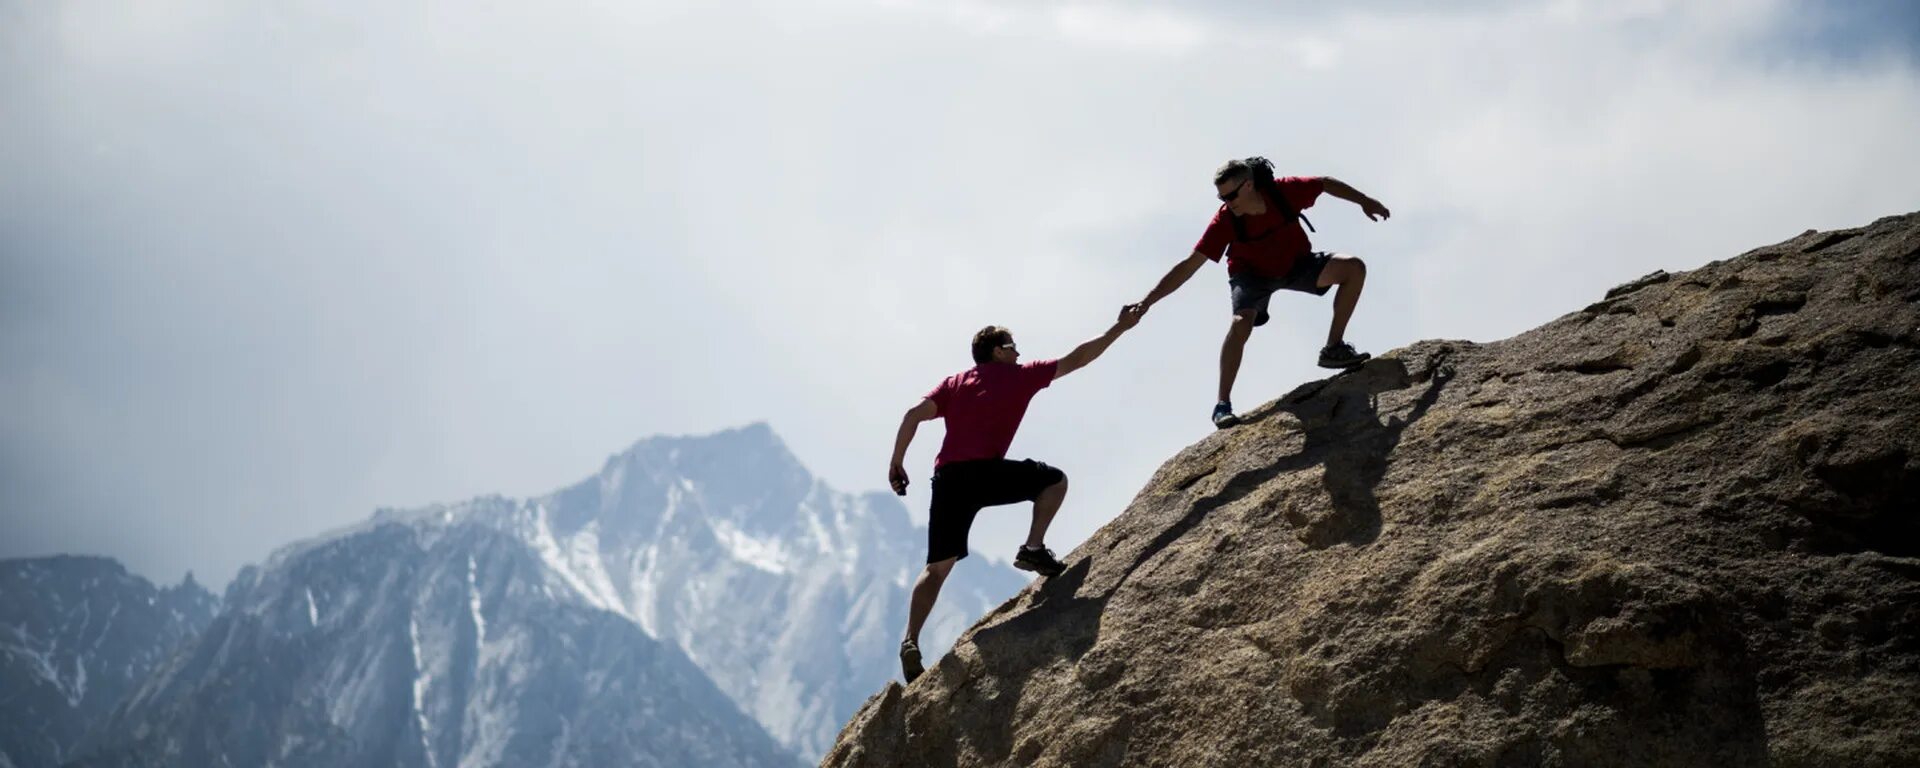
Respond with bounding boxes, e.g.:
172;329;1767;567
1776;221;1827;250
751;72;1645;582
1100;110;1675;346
3;0;1918;589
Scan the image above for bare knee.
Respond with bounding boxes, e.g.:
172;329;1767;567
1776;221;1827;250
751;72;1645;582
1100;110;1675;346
922;558;957;582
1322;255;1366;288
1046;473;1069;496
1227;312;1258;337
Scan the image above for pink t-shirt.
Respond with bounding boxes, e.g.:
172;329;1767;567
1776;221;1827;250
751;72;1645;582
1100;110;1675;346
1194;176;1326;277
925;359;1060;467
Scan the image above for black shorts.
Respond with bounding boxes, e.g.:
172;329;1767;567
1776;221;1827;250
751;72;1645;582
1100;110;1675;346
1229;251;1334;326
926;458;1065;564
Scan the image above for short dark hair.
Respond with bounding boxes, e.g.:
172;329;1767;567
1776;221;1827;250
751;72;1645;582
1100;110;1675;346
1215;156;1278;190
1213;157;1255;186
971;326;1012;364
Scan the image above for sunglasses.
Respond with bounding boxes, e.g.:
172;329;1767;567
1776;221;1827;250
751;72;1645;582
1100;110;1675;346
1218;178;1250;203
999;342;1018;352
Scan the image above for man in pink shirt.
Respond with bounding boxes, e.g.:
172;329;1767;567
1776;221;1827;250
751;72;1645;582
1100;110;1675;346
1130;156;1392;428
887;305;1143;683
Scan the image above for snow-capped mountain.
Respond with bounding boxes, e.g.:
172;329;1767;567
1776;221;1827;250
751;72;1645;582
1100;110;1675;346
471;422;1030;759
66;423;1028;764
76;520;796;768
0;556;217;768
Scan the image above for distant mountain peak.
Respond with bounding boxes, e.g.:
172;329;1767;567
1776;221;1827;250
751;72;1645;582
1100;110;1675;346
0;555;219;767
616;421;801;471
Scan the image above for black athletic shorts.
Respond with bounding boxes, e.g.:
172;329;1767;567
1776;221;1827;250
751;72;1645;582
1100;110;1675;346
1229;250;1335;326
926;458;1065;564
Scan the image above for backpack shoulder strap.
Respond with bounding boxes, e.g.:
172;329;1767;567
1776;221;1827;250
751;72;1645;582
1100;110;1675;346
1270;177;1315;234
1229;171;1316;242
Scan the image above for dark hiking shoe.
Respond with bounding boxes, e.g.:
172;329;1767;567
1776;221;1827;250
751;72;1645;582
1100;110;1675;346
1212;401;1239;429
900;639;924;683
1318;342;1371;369
1014;545;1066;578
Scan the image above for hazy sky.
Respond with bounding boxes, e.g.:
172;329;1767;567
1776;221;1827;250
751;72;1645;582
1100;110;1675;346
4;0;1918;588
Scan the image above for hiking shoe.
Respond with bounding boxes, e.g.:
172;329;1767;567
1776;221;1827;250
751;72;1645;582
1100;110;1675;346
1013;545;1066;578
1212;401;1239;429
899;639;924;683
1318;342;1371;369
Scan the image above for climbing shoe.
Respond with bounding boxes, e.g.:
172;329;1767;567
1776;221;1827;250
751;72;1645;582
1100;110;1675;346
1013;545;1066;578
1212;401;1239;429
900;639;924;683
1318;342;1371;369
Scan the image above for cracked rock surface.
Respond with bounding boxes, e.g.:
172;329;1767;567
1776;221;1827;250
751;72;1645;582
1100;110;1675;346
824;212;1920;767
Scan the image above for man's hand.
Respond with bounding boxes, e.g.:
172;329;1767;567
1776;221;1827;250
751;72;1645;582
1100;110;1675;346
1056;304;1149;379
1132;251;1208;319
1360;198;1392;222
889;463;910;495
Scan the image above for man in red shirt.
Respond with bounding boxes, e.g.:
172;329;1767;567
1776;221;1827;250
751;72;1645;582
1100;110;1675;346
1130;156;1392;428
886;305;1143;683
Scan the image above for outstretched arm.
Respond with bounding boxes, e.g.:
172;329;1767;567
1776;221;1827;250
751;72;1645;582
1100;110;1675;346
1131;250;1210;315
1054;305;1145;380
1321;177;1391;221
888;399;938;495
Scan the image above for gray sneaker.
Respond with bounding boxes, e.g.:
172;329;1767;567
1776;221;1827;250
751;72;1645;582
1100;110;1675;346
899;639;924;683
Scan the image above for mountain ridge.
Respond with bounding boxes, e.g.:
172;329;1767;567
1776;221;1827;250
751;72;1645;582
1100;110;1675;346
57;421;1026;764
0;556;217;768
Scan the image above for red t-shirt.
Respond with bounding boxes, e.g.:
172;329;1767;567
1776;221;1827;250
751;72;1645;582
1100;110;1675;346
924;359;1060;467
1194;176;1325;277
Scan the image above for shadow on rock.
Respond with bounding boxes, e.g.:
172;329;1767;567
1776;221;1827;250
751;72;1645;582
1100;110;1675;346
933;558;1106;765
1121;352;1456;592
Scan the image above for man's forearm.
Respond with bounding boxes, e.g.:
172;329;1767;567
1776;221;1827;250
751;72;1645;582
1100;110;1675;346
1142;257;1203;307
1322;177;1376;205
1063;323;1128;369
891;418;919;466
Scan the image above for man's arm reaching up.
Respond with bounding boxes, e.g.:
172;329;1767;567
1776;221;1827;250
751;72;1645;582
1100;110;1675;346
1320;176;1391;221
1129;250;1210;318
888;399;938;495
1054;305;1145;380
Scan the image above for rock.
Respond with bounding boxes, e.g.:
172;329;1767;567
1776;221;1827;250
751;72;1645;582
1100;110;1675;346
822;212;1920;767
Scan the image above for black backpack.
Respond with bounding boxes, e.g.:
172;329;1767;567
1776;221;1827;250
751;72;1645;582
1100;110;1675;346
1227;156;1314;244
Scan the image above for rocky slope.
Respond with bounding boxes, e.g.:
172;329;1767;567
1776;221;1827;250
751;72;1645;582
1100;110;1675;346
824;212;1920;767
0;557;217;768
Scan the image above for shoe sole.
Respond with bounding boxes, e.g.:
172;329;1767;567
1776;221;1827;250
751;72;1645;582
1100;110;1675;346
1317;354;1371;369
900;648;924;683
1213;414;1239;429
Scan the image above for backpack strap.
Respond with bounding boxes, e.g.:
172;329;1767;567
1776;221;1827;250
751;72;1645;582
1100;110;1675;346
1227;172;1315;244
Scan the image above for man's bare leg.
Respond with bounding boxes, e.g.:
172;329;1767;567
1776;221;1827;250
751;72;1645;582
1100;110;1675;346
1218;311;1258;403
905;557;956;646
1025;476;1068;548
1318;255;1367;347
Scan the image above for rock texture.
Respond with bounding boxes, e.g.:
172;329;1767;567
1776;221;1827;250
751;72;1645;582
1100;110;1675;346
823;212;1920;767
